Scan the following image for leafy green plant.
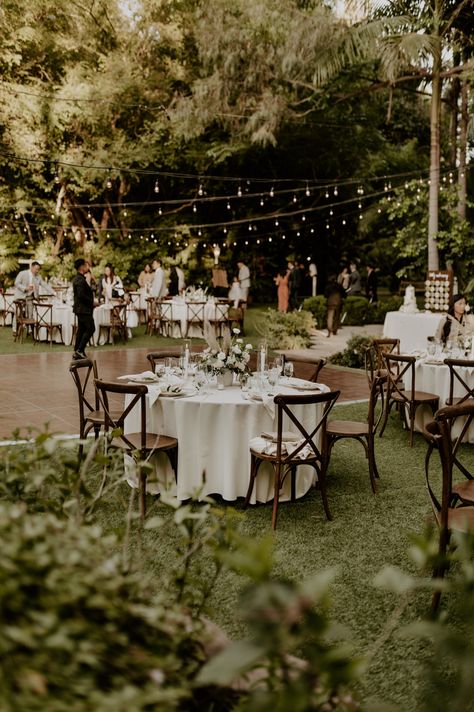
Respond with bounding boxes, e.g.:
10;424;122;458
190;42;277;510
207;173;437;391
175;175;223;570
329;335;373;369
303;296;403;328
301;296;327;329
260;308;316;349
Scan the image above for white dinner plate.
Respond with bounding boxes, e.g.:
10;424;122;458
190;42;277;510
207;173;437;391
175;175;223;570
127;375;160;383
160;388;195;398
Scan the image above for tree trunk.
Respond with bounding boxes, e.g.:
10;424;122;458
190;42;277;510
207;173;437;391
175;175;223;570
457;70;468;220
427;32;441;271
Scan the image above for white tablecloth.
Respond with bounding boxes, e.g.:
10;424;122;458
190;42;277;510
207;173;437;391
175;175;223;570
383;311;443;353
403;359;474;442
124;382;329;502
93;304;139;345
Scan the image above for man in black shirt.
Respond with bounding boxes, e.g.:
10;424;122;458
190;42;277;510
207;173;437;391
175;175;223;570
72;258;95;359
325;275;346;336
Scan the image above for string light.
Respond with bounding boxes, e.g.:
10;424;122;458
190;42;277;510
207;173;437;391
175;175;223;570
305;183;310;197
237;185;242;197
154;179;160;193
198;183;204;196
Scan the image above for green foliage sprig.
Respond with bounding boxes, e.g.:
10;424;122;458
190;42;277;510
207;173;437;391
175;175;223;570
260;308;316;349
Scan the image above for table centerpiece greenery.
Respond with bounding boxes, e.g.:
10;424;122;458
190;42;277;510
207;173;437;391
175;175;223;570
201;325;252;375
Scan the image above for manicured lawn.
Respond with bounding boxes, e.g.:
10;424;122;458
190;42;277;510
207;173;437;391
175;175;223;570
93;402;469;710
0;306;270;355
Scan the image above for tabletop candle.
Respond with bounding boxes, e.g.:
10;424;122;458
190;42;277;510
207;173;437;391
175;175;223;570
259;343;267;372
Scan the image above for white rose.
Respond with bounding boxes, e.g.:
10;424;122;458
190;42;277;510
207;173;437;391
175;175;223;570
232;328;240;335
246;344;252;350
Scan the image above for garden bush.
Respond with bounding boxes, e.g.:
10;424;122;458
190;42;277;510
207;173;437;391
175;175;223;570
302;295;403;327
260;308;315;349
328;335;373;369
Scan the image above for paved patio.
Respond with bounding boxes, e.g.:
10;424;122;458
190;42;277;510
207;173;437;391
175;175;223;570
0;345;369;441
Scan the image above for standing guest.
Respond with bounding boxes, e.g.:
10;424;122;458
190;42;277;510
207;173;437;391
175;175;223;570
13;261;55;331
308;263;318;297
176;264;186;294
289;260;302;309
337;265;350;291
228;276;243;308
14;261;55;303
151;258;167;298
274;268;289;313
325;275;346;337
168;266;179;297
365;264;378;303
98;263;124;302
138;263;154;290
72;258;95;359
435;294;474;346
237;260;251;303
346;261;362;295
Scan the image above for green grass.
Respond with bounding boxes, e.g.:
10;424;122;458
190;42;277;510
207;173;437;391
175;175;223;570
0;306;270;355
93;404;471;711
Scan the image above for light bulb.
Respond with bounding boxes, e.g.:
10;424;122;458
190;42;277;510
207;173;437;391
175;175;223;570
154;180;160;193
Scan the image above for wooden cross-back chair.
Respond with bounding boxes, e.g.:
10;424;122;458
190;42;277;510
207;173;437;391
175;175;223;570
244;389;340;530
326;375;387;493
423;402;474;612
185;301;206;337
443;358;474;406
146;349;184;373
14;299;37;342
282;354;326;384
158;298;182;338
94;379;178;519
379;353;439;446
34;301;64;346
208;299;231;338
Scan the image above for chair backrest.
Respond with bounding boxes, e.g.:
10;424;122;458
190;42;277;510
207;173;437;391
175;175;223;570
443;358;474;405
110;302;127;327
186;301;206;322
273;390;340;464
423;401;474;529
373;338;400;370
157;299;175;321
34;301;55;329
146;349;183;371
69;358;100;425
383;353;416;403
364;345;379;387
211;301;230;322
15;299;34;322
282;355;326;383
94;379;148;450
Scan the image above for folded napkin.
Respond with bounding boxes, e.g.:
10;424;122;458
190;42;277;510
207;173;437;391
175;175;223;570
284;377;323;391
246;390;275;417
261;431;298;443
249;436;313;459
117;370;158;383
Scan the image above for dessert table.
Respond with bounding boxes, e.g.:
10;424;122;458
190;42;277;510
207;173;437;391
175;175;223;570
124;379;330;502
383;311;443;353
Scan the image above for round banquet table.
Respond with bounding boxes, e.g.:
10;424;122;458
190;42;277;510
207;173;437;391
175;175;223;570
93;303;139;345
403;359;474;442
383;311;443;353
124;381;330;502
35;301;74;344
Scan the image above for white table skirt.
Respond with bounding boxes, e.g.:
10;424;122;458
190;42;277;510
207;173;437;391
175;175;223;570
403;360;474;442
383;311;443;353
124;383;329;502
166;300;229;338
92;304;139;345
35;303;74;344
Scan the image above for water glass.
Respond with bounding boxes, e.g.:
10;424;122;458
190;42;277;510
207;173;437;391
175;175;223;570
271;356;284;375
283;361;294;379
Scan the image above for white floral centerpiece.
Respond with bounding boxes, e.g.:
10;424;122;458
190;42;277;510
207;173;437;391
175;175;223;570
201;325;252;376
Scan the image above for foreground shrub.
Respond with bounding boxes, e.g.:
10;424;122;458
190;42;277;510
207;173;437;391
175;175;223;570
260;308;315;349
0;503;205;711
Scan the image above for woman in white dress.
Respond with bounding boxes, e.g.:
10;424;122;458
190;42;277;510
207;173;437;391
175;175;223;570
435;294;474;346
98;263;125;302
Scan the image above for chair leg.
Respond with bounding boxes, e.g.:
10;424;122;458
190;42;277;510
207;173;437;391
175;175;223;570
271;464;281;530
290;466;297;502
244;455;260;508
318;466;332;521
408;404;415;447
165;447;179;484
139;470;147;520
379;397;392;437
366;435;378;493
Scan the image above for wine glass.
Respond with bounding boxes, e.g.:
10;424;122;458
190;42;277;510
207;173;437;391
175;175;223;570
271;356;284;375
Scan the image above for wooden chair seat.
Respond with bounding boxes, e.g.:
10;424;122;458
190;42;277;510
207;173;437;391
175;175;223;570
111;432;177;452
436;506;474;532
326;420;369;437
391;390;439;404
452;479;474;505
